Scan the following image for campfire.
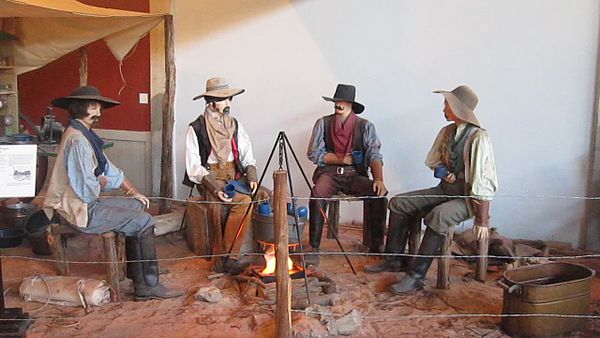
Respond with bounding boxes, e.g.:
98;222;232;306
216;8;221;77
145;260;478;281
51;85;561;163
254;242;305;283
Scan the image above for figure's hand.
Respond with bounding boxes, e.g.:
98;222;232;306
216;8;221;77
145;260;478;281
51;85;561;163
250;181;258;194
342;154;353;165
133;193;150;209
217;191;233;203
472;224;490;241
99;176;108;189
373;180;387;196
443;173;456;184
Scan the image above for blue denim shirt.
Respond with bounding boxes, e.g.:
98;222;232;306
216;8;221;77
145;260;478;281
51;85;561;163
307;116;383;166
63;136;124;204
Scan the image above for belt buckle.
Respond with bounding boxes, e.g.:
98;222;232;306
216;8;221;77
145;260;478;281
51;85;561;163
336;167;344;175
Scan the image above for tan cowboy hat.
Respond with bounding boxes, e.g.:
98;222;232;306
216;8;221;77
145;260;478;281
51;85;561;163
52;85;120;110
433;85;481;127
192;77;245;101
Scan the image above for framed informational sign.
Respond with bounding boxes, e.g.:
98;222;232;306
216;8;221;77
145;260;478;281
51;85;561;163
0;144;37;198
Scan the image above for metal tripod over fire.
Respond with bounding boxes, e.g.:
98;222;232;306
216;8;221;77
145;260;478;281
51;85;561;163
223;131;358;304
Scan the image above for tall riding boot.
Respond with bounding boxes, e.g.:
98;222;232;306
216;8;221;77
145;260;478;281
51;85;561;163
307;198;327;266
364;211;410;273
129;227;184;300
364;197;388;253
125;236;146;295
391;227;445;294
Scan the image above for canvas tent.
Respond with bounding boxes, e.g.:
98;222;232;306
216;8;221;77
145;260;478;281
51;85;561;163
0;0;176;211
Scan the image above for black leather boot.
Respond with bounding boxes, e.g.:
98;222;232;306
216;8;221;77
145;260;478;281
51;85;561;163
391;227;445;294
364;197;388;253
126;227;184;300
307;198;327;266
364;211;411;273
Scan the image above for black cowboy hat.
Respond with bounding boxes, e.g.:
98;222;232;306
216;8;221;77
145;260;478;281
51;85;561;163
51;86;120;110
322;83;365;114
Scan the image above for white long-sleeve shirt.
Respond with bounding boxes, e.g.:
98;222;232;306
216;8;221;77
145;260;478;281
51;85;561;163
425;123;498;200
185;116;256;184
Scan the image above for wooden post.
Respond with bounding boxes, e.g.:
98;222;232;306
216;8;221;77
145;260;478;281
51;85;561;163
475;236;489;282
102;232;120;302
274;170;291;338
436;226;454;289
79;47;88;86
159;15;175;214
48;223;68;275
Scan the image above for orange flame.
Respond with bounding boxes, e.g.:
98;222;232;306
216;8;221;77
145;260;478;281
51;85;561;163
261;245;293;275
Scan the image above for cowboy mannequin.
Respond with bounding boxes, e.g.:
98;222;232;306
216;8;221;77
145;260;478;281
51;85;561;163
184;77;264;272
306;83;388;265
365;85;498;294
44;85;183;300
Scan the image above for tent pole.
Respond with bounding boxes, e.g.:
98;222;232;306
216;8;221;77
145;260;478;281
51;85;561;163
79;47;88;86
159;14;175;214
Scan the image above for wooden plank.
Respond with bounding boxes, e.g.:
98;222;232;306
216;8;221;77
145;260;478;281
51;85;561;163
408;217;422;267
274;170;291;338
436;226;454;290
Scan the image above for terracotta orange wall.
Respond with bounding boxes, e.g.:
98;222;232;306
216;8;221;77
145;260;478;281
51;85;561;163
18;0;151;132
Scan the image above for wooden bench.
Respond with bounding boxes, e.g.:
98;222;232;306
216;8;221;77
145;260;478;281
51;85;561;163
47;219;125;301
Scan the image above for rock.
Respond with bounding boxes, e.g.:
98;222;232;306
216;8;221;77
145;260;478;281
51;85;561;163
293;315;328;338
326;309;362;336
195;286;222;303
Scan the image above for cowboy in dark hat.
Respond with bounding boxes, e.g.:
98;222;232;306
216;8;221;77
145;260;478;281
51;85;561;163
365;85;498;294
306;83;388;265
184;77;268;273
44;85;183;300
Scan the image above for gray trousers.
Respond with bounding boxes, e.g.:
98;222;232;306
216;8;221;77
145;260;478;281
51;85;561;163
85;197;155;236
388;182;470;235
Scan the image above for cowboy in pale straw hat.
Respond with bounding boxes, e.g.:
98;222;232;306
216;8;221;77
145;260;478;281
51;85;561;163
365;85;498;295
45;85;183;300
184;77;267;273
306;83;388;266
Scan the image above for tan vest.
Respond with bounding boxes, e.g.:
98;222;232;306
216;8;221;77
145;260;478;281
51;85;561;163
43;127;97;228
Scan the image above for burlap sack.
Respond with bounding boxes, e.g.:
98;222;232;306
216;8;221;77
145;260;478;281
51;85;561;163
20;275;111;309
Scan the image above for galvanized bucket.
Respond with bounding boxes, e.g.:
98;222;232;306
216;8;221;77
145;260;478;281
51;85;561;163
500;262;595;337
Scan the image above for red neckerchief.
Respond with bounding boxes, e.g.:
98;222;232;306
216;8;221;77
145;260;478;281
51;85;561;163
331;112;356;159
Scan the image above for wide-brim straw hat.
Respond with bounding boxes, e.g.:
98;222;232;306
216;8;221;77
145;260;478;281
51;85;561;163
322;83;365;114
52;86;120;110
433;85;481;127
193;77;245;101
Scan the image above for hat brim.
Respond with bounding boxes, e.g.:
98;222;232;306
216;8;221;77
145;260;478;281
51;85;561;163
193;88;245;101
51;95;120;110
322;96;365;114
433;90;481;127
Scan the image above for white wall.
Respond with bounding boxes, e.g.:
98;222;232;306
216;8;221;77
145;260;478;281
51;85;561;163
172;0;599;248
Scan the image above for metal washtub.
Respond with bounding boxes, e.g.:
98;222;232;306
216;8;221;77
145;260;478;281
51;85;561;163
499;262;595;337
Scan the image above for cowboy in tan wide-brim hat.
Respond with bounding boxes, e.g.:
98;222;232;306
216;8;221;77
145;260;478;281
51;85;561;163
192;77;245;101
433;85;481;127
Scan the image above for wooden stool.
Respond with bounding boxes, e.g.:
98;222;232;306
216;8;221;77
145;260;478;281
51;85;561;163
410;222;489;289
184;188;226;271
47;220;125;301
326;194;364;241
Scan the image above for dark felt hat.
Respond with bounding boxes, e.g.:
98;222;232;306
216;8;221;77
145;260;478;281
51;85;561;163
322;83;365;114
51;86;120;110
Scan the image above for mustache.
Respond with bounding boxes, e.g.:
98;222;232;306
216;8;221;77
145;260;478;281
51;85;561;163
334;105;344;111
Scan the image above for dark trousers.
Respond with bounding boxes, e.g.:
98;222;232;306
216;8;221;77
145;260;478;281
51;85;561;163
309;166;387;251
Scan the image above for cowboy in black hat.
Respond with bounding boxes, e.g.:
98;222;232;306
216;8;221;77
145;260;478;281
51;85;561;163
306;83;388;265
364;85;498;294
44;85;183;300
